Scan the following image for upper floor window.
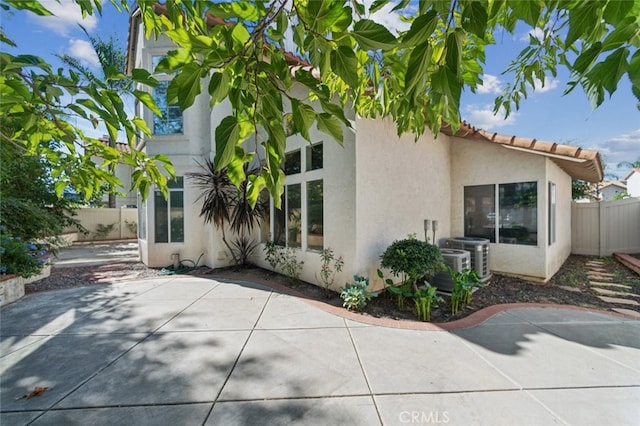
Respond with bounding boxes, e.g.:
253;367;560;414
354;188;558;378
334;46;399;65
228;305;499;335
153;81;183;135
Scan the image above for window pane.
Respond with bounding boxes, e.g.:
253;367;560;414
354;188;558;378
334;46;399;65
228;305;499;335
284;150;301;175
259;189;271;243
287;184;301;248
153;81;183;135
499;182;537;245
274;194;286;246
170;191;184;243
306;143;323;171
168;176;183;189
138;197;147;240
307;179;323;251
549;182;556;245
464;185;495;242
154;191;168;243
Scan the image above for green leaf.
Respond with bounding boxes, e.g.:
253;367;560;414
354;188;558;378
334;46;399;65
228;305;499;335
461;2;488;39
291;99;316;141
566;2;601;46
208;71;231;106
628;49;640;87
603;0;634;25
54;180;67;198
352;19;397;51
214;116;241;170
232;22;251;46
402;11;437;47
171;62;203;110
132;68;159;87
369;0;390;14
600;47;629;95
316;113;343;145
6;0;52;16
405;42;433;94
133;90;162;117
330;46;359;88
601;17;638;52
573;42;602;74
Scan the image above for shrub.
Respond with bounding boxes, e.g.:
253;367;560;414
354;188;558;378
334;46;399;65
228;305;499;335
339;275;377;311
317;248;344;291
263;240;304;282
0;226;49;278
380;236;443;289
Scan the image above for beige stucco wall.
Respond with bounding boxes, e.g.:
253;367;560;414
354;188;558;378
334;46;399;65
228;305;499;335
354;117;451;289
252;88;357;289
627;172;640;197
545;159;573;278
450;137;549;280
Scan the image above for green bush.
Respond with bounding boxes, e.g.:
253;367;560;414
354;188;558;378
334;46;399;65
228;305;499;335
450;268;483;315
0;225;49;278
380;236;443;287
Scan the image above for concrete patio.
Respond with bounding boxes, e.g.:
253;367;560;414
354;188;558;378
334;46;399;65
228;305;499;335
1;276;639;425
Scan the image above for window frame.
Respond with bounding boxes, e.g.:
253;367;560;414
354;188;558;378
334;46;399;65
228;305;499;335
154;177;184;244
146;52;184;137
463;180;539;246
269;141;324;252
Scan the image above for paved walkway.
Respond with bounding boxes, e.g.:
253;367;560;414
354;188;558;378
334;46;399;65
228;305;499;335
584;259;640;318
1;276;639;425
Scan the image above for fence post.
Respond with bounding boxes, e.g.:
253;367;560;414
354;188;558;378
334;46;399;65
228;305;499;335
598;201;606;257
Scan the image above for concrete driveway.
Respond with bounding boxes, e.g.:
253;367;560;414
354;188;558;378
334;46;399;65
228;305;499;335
52;241;139;268
1;276;639;425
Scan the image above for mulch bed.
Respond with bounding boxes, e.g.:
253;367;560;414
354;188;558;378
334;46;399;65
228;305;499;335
24;255;639;323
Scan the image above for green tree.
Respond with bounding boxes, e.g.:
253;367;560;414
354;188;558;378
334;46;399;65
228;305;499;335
57;30;130;208
618;159;640;170
0;0;173;202
0;129;78;241
2;0;639;204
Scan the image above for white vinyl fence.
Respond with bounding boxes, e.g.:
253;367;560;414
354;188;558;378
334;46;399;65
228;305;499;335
63;208;138;241
572;198;640;256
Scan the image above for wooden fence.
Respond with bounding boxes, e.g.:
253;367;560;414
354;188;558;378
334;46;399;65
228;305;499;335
572;197;640;256
63;208;138;241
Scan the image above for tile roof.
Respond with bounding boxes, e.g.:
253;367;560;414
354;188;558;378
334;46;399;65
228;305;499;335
441;121;604;182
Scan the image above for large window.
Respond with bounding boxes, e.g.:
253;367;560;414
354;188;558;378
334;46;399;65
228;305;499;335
464;182;538;245
154;177;184;243
271;142;323;250
153;81;183;135
138;195;147;240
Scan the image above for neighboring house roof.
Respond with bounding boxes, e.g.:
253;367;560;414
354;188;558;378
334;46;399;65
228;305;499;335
441;121;604;183
598;181;627;191
96;136;131;154
624;168;640;180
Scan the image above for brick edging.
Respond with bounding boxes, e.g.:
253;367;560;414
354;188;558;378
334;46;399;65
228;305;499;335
206;273;640;331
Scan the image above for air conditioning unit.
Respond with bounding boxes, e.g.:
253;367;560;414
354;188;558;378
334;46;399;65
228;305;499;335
445;237;491;282
432;249;471;292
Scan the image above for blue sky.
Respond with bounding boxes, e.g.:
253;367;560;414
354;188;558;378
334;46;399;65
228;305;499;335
2;0;638;179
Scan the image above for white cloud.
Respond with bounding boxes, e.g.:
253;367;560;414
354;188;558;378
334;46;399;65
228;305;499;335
66;39;99;67
464;104;518;130
532;76;559;93
593;129;640;177
368;1;411;34
28;0;97;36
520;28;545;42
477;74;502;95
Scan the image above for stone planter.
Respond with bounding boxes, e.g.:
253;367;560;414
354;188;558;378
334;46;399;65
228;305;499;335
0;264;51;307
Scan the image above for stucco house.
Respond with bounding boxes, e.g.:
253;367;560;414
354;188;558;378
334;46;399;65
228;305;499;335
126;8;603;287
596;181;628;201
624;168;640;197
91;136;137;208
